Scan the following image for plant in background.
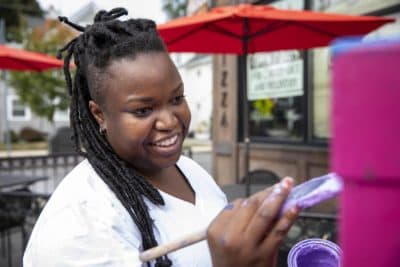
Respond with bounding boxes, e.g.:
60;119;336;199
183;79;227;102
9;19;76;122
0;0;43;42
253;99;275;118
162;0;188;19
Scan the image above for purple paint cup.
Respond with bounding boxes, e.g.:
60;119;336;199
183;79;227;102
287;238;342;267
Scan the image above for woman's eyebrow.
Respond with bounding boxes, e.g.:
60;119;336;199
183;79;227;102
124;83;184;104
171;82;184;94
125;96;154;104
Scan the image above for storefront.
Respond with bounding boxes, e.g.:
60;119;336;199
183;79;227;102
211;0;399;212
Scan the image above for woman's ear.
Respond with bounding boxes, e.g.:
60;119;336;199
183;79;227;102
89;100;106;130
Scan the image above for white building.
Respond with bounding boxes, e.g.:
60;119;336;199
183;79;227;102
173;53;213;139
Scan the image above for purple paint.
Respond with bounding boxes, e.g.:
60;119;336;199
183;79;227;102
288;239;342;267
279;173;342;215
223;203;234;210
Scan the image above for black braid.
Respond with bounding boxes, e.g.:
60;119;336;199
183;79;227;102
58;8;173;267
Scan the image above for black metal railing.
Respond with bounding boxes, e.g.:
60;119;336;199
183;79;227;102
0;153;84;194
0;149;194;194
0;153;84;267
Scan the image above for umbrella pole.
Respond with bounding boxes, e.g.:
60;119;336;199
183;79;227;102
2;71;11;156
242;19;251;197
242;54;251;197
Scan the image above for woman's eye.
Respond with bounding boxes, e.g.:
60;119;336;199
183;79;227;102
171;95;185;105
132;107;152;117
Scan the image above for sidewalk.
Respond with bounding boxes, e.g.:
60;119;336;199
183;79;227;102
0;149;48;157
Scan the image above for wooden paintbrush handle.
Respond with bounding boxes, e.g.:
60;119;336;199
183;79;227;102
139;229;207;262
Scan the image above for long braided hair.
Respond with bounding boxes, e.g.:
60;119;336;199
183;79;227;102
57;8;172;267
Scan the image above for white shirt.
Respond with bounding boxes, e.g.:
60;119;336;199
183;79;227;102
24;156;227;267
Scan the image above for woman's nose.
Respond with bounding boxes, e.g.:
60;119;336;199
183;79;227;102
155;109;178;130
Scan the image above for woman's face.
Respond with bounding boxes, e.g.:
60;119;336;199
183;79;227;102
90;52;191;176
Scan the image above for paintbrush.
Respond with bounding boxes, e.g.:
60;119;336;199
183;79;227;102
139;172;342;263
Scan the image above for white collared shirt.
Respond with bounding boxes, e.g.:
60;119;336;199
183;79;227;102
24;156;227;267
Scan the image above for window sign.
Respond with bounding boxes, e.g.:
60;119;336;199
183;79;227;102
247;57;303;100
247;50;303;100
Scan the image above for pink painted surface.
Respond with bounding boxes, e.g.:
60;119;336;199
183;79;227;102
331;39;400;267
340;182;400;267
332;41;400;180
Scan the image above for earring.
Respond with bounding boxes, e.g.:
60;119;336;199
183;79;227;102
99;127;106;135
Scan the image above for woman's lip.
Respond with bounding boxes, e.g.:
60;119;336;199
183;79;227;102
150;133;180;145
150;135;182;157
148;134;182;157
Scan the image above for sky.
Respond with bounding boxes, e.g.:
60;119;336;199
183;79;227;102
37;0;167;23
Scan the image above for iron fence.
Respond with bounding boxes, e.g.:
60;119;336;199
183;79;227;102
0;153;84;194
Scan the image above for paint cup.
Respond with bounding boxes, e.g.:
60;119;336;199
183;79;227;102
287;238;342;267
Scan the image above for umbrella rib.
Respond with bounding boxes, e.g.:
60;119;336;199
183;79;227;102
250;20;338;40
291;21;338;38
165;23;210;46
249;21;288;39
205;24;243;40
165;22;243;46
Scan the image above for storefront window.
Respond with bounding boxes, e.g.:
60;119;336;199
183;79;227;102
244;0;306;142
247;50;305;142
312;47;331;139
248;96;304;141
311;10;400;140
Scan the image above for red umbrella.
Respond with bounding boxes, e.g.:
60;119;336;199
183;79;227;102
0;44;64;155
157;3;394;194
158;4;394;54
0;44;64;71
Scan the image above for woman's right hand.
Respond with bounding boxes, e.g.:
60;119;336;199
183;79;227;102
207;177;299;267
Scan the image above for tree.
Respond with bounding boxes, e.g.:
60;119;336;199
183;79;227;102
9;19;76;122
162;0;188;19
0;0;43;42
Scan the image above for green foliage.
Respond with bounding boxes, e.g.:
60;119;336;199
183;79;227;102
162;0;188;19
4;129;19;143
9;20;75;122
10;70;68;121
0;0;43;42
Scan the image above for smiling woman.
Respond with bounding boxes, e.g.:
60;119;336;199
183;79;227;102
22;7;300;267
89;54;191;175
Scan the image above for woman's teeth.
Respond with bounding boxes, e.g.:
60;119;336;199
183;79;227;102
153;135;178;147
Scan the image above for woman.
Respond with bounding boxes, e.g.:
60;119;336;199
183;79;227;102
23;8;299;267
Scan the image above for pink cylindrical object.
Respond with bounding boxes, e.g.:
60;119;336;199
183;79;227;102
331;39;400;267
